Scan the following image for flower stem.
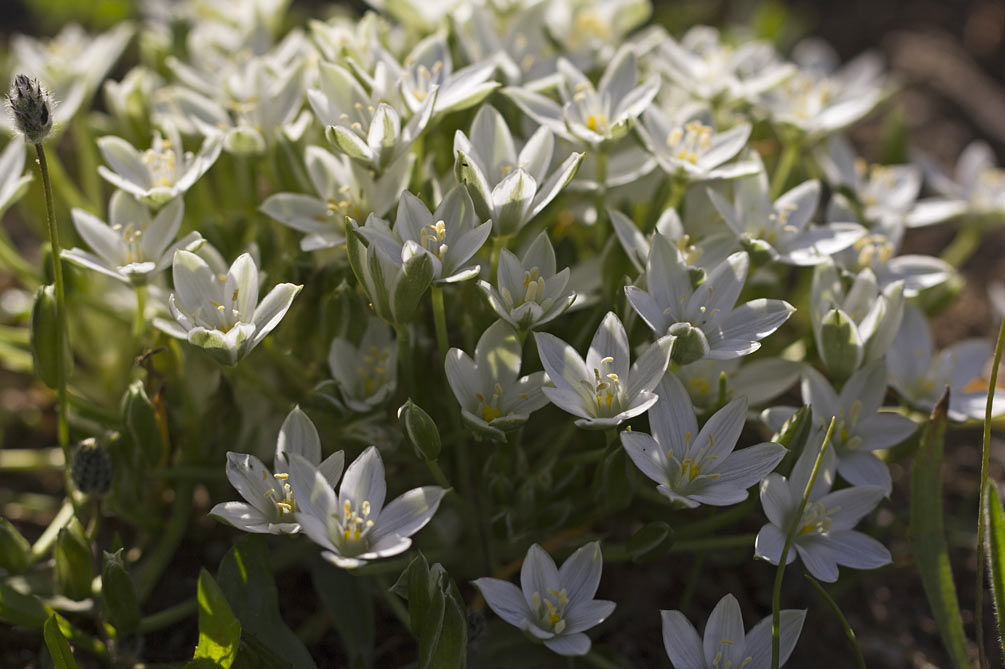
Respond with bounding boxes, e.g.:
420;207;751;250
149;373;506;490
770;142;800;200
394;322;414;400
592;148;609;250
804;573;866;669
137;597;197;634
424;457;451;489
35;143;70;455
941;221;983;268
430;284;449;361
28;497;74;565
490;234;509;279
771;416;836;669
133;283;147;340
976;316;1005;668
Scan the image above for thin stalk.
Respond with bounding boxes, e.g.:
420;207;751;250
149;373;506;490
977;316;1005;668
664;175;686;213
35;143;70;454
490;235;509;279
133;283;147;340
137;597;198;634
941;222;983;268
28;498;74;564
770;142;800;199
430;284;449;361
804;573;866;669
424;458;451;489
771;416;836;669
394;322;414;400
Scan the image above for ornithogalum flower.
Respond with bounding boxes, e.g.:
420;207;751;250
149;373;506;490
626;237;794;363
887;305;1005;421
661;593;806;668
534;312;673;429
445;319;548;441
454;104;583;236
63;192;201;285
505;45;659;148
622;374;786;508
157;250;301;365
97;124;222;206
708;160;865;265
479;232;576;332
915;140;1005;221
0;139;32;216
288;446;446;569
636;108;756;183
472;542;616;656
755;432;891;582
210;407;345;534
328;317;397;413
801;359;917;494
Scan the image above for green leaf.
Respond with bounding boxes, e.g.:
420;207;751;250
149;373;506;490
909;391;970;668
0;517;32;574
311;557;374;669
121;379;165;468
393;553;468;669
30;284;66;388
984;480;1005;659
0;581;50;628
101;549;140;636
217;535;314;669
44;614;78;669
191;568;242;667
54;519;93;601
626;521;674;563
398;399;442;461
819;308;863;386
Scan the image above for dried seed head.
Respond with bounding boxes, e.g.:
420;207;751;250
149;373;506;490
70;438;114;495
7;74;53;144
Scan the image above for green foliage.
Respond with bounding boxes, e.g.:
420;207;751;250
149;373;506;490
985;480;1005;659
101;549;140;636
0;518;32;574
54;518;93;601
43;614;79;669
190;568;242;668
311;558;375;669
399;399;442;461
392;552;468;669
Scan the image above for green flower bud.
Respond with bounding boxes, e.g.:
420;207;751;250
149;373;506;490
772;405;811;450
121;380;164;468
6;74;53;144
740;237;776;266
668;322;710;366
101;549;140;636
0;518;32;574
398;399;442;461
54;519;93;601
30;284;66;389
70;438;114;495
819;307;864;385
223;125;266;155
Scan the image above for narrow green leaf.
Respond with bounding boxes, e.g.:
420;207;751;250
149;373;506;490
312;557;375;669
393;553;468;669
44;614;78;669
0;581;50;628
192;568;242;667
909;390;970;668
101;549;140;636
0;517;32;574
217;535;314;669
984;480;1005;659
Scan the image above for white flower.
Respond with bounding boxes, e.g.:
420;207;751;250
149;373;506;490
755;432;891;582
914;140;1005;222
636;108;756;183
626;239;794;362
655;26;794;104
445;319;548;442
260;145;412;251
156;250;301;365
472;541;616;656
97;124;222;207
661;593;806;669
708;159;866;265
288;445;447;568
308;61;435;172
454;104;583;236
63;192;201;285
0;140;32;217
452;2;556;85
801;359;918;494
534;312;673;429
479;232;576;332
888;305;1005;421
622;373;786;508
505;45;659;148
674;357;804;412
328;317;397;413
210;407;345;534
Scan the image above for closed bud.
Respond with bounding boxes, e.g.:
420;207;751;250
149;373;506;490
101;549;140;636
668;321;710;366
0;518;32;574
30;284;66;389
741;237;776;266
121;380;164;468
70;438;114;495
7;74;53;144
819;307;864;385
54;519;93;600
398;399;441;461
772;405;811;450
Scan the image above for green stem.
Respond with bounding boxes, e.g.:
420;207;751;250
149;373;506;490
976;316;1005;668
804;574;866;669
35;143;70;456
28;498;74;564
490;235;509;279
770;142;800;200
940;222;983;268
133;283;147;340
394;322;414;400
135;481;193;602
137;597;198;634
664;175;686;213
772;416;836;669
424;458;451;489
430;285;449;361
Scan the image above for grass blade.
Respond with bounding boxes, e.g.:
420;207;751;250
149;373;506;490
984;480;1005;660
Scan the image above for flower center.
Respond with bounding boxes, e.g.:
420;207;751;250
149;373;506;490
530;588;570;634
339;499;374;547
797;500;840;535
475;383;505;422
142;139;178;188
358;345;393;396
580;356;622;416
834;399;864;450
111;221;144;264
264;472;296;516
420;220;449;260
666;120;712;164
852;233;894;271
